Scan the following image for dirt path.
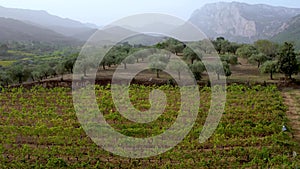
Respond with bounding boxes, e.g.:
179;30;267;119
282;89;300;144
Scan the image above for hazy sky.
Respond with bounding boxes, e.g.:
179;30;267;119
0;0;299;26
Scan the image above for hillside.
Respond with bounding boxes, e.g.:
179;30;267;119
271;15;300;49
0;5;96;39
0;17;76;43
189;2;300;43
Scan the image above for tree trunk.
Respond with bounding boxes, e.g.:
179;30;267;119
83;69;87;77
178;71;181;80
156;70;160;78
124;63;127;69
270;71;273;80
217;73;220;80
102;64;106;70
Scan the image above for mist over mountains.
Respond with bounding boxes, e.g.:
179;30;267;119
0;2;299;47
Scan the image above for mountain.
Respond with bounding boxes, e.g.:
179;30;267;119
189;2;300;43
0;17;76;43
0;6;97;39
271;15;300;49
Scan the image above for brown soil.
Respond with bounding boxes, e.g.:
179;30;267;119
282;89;300;145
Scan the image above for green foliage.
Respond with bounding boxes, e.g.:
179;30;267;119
167;60;188;80
0;72;12;86
260;60;278;80
254;40;278;58
183;47;202;64
199;39;215;54
249;53;268;68
212;37;231;54
236;44;258;58
156;38;185;55
55;63;66;80
297;55;300;71
8;64;30;84
46;158;68;168
189;61;205;80
148;54;168;78
278;42;298;79
207;61;232;80
221;54;238;65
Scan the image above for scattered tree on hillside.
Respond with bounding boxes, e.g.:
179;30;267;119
200;39;215;54
55;63;66;80
207;61;231;80
260;60;278;80
249;53;268;68
236;44;258;58
0;72;12;86
189;61;205;80
9;65;30;84
156;38;185;55
221;54;238;65
254;40;278;58
183;47;202;64
278;42;298;79
148;54;168;78
64;53;78;73
167;59;188;80
212;37;230;54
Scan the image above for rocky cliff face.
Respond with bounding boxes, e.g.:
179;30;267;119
189;2;300;43
271;14;300;49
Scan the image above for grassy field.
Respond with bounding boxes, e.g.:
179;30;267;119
0;85;299;168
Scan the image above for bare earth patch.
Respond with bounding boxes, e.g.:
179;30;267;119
282;89;300;144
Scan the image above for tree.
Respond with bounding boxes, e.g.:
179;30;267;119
183;47;202;64
158;38;185;55
0;44;8;55
221;62;232;78
133;48;156;63
236;45;258;58
221;54;238;65
227;42;241;54
189;61;205;80
55;63;66;80
9;65;30;84
212;37;231;54
148;54;168;78
254;40;278;58
278;42;298;79
31;70;43;81
200;39;215;54
248;53;268;68
115;50;135;69
167;60;188;80
260;60;278;80
207;61;231;80
63;54;78;73
39;64;56;79
0;72;12;86
297;55;300;72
